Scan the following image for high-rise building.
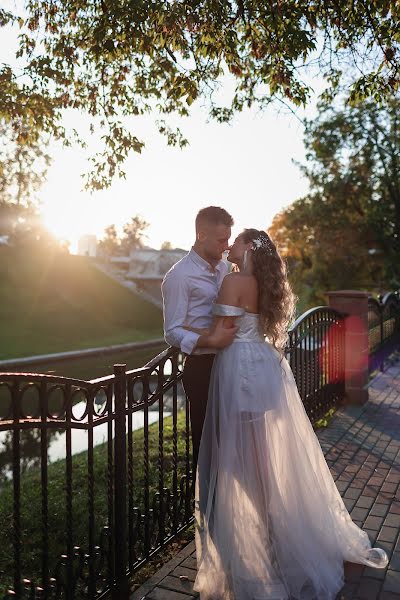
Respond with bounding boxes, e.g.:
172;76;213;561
78;234;97;257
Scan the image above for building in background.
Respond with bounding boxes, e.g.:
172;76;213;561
110;247;187;304
78;234;97;257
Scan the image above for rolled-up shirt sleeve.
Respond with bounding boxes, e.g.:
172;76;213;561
162;269;200;355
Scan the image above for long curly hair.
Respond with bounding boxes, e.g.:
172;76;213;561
242;228;298;357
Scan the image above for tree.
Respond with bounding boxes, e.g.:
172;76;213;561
0;116;52;245
97;224;120;257
0;198;59;248
270;98;399;305
1;2;399;189
0;121;50;206
120;216;149;254
161;241;173;250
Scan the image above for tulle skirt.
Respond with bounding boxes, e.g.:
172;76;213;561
194;340;388;600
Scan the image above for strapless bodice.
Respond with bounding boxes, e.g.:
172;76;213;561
212;303;265;343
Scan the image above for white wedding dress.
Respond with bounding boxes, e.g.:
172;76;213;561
194;304;388;600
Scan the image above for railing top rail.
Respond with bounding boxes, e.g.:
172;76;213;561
381;290;400;305
368;291;400;313
89;366;150;385
140;346;176;371
0;372;93;387
289;305;344;332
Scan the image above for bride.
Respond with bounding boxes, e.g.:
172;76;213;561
193;229;388;600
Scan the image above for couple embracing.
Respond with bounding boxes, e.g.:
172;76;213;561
161;206;388;600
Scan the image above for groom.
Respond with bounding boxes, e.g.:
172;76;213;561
162;206;237;475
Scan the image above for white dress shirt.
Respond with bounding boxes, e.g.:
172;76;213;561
161;248;228;355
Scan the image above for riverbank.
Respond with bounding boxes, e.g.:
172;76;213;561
0;245;163;360
0;341;168;380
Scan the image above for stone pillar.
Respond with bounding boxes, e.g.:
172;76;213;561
326;290;370;405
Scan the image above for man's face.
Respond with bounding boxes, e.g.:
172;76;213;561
200;224;231;262
226;233;246;264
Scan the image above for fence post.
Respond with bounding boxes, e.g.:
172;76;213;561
113;363;129;599
326;290;369;405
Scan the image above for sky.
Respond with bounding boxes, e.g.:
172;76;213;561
2;4;323;253
40;104;313;252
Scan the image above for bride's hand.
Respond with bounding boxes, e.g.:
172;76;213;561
209;318;238;348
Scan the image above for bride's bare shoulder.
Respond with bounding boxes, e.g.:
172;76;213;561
218;273;257;307
220;272;257;293
223;272;256;285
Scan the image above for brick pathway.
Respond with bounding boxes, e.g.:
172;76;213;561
131;357;400;600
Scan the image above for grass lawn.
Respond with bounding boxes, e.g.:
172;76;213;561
0;245;163;360
0;409;192;597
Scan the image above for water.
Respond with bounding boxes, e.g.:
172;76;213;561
47;409;169;463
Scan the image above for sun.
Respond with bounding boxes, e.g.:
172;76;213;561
39;195;108;253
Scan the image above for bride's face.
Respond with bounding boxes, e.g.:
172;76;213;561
227;234;250;264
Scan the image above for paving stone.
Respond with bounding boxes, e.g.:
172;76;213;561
337;480;351;493
171;566;197;582
379;591;400;599
389;552;400;572
345;487;363;500
383;570;400;593
365;515;385;531
351;507;369;521
335;582;358;599
346;464;361;473
378;527;399;544
386;474;400;483
352;479;366;489
371;504;391;517
377;541;396;557
363;565;387;580
364;528;378;544
159;575;195;595
356;576;382;599
147;587;195;600
371;477;387;486
181;556;197;570
382;483;399;494
357;497;375;509
353;519;363;527
344;498;356;511
376;493;397;504
385;514;400;529
364;487;380;498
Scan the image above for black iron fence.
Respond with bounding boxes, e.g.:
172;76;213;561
1;297;396;599
286;307;345;424
368;291;400;373
0;350;190;600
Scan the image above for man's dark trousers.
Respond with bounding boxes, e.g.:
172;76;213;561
182;353;215;477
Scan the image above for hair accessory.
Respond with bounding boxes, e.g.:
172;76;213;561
251;233;274;255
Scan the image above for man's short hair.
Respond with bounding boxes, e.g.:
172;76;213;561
195;206;234;231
